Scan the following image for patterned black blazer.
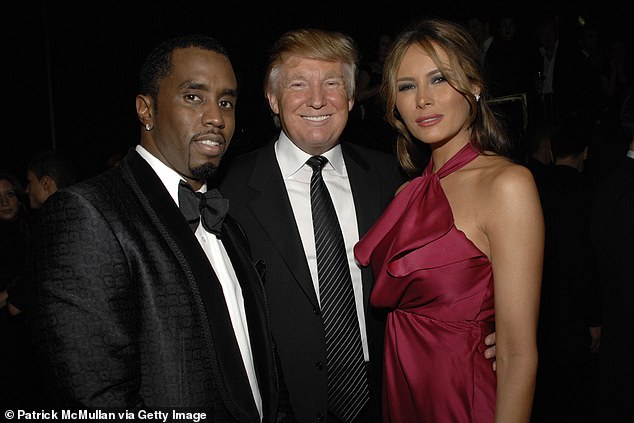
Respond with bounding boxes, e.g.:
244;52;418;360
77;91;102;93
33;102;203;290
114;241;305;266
28;150;294;422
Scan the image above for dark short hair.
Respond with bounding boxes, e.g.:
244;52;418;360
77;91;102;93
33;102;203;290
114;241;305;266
550;117;591;159
27;149;77;188
138;35;230;102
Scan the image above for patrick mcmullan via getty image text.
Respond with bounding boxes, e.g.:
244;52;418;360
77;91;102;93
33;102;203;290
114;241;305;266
6;409;207;422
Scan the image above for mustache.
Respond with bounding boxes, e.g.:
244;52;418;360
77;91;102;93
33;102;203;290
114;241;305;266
191;130;226;144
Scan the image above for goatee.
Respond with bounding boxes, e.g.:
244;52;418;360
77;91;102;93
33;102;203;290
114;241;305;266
191;162;218;181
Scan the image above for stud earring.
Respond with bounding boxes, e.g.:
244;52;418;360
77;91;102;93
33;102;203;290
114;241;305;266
145;124;152;131
474;94;480;102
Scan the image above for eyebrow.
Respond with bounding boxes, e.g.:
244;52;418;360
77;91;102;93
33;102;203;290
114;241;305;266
181;81;238;97
396;68;441;82
182;81;206;90
221;88;238;97
286;70;344;81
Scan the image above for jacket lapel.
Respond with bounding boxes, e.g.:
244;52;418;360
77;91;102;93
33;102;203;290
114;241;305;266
342;143;389;238
221;216;278;421
246;142;320;309
342;143;393;311
119;151;260;421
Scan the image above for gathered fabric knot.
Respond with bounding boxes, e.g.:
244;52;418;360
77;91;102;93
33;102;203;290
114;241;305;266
178;180;229;237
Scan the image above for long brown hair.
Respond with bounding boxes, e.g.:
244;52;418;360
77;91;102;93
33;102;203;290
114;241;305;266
382;18;511;177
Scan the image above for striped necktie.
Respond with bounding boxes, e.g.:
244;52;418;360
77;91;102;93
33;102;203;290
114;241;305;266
306;155;370;422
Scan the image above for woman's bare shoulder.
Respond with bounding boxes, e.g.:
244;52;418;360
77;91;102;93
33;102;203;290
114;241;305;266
474;154;534;192
468;155;540;218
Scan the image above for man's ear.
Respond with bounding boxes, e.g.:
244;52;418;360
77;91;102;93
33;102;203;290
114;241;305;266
136;95;154;128
41;175;56;193
266;91;280;115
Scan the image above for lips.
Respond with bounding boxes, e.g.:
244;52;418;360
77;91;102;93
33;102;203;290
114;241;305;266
192;137;225;156
415;114;443;127
196;139;223;147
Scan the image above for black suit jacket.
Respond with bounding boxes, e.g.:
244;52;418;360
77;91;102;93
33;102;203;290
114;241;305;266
591;155;634;422
540;164;601;350
219;139;404;423
28;150;293;422
532;39;604;123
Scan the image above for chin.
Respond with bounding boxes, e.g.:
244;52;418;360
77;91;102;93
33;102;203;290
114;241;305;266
191;162;218;180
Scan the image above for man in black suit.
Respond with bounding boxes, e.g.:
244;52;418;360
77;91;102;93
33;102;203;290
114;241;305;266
531;11;604;126
27;35;293;422
219;28;403;423
532;116;601;422
591;92;634;423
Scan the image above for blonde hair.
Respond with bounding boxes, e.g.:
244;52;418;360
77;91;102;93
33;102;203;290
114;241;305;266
382;18;510;177
264;28;359;100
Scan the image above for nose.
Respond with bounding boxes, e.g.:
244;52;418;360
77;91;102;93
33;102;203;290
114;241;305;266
308;85;327;108
202;103;225;129
416;88;433;109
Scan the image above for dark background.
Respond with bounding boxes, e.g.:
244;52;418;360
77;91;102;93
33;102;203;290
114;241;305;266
2;0;631;181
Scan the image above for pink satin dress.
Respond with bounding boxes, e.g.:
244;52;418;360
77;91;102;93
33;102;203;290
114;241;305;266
355;143;496;422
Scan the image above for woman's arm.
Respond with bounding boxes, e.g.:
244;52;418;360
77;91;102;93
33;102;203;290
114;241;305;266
486;164;543;423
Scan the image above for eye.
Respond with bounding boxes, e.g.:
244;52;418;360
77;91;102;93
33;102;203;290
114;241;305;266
431;74;446;84
397;82;415;92
184;94;203;103
289;81;307;89
7;191;16;198
219;99;234;110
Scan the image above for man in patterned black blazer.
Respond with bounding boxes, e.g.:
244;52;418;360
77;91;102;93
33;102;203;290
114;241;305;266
27;35;294;422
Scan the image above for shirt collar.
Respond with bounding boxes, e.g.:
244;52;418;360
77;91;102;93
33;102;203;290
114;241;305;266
135;145;207;206
540;40;559;60
482;36;493;52
627;149;634;159
274;131;346;178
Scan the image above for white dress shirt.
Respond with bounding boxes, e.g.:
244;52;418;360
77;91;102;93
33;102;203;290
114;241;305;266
274;133;370;361
136;145;263;419
540;40;558;95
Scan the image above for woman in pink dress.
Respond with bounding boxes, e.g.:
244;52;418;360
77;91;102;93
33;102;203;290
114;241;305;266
354;18;543;422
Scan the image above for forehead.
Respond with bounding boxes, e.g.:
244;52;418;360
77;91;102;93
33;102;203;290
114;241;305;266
398;42;448;73
0;179;14;191
282;56;345;78
166;47;237;89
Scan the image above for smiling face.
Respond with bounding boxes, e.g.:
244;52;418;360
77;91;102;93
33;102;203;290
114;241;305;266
138;47;237;189
266;56;354;155
395;43;474;149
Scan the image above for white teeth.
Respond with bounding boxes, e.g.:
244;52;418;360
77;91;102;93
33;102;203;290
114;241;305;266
303;115;329;121
199;140;221;146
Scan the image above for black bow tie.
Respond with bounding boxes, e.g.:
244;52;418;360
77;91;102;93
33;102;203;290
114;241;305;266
178;180;229;237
